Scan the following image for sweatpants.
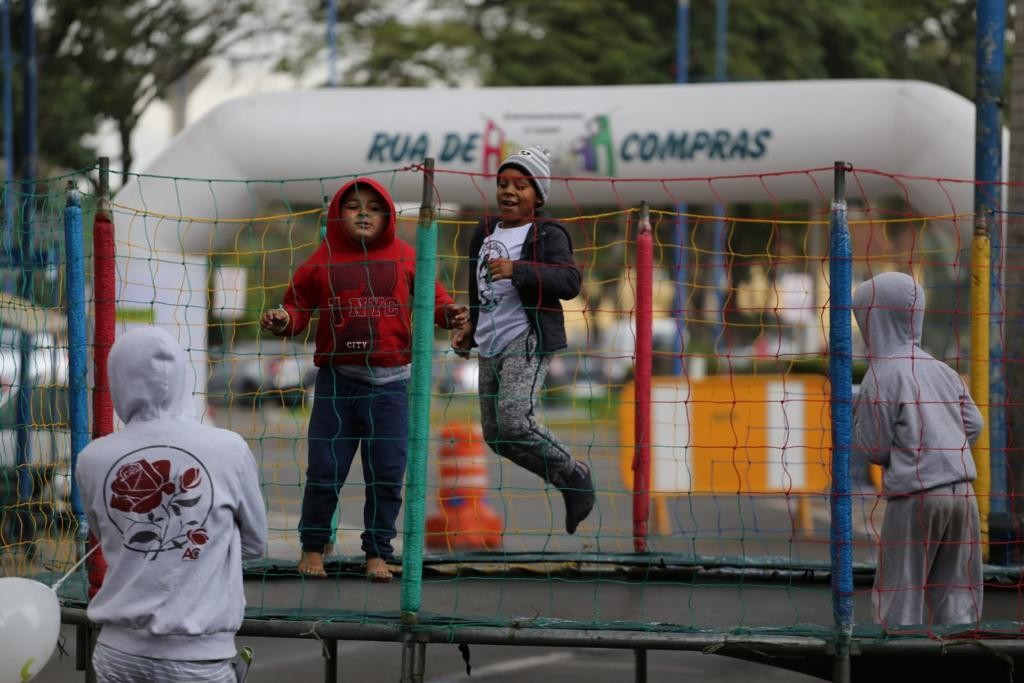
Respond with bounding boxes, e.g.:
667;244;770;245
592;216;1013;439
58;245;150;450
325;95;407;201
300;367;408;559
478;329;576;488
92;643;237;682
873;481;983;627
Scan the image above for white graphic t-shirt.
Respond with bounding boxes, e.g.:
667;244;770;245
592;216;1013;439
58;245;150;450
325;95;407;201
475;223;532;357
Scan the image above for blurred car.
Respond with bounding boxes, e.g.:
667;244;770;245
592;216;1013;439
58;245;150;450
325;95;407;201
207;340;316;408
434;341;478;396
544;343;610;399
0;294;72;545
593;316;688;384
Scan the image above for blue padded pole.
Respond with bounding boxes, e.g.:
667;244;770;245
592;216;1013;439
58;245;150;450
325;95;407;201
64;182;88;531
975;0;1007;516
829;161;853;683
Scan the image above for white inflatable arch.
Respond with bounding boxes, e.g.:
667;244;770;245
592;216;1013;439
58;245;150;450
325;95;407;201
112;79;989;404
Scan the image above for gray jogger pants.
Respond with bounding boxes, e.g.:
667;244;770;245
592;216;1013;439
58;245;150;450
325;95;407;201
478;330;576;488
873;481;983;627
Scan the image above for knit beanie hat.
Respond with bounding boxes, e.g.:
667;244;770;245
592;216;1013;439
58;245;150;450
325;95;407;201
498;146;551;205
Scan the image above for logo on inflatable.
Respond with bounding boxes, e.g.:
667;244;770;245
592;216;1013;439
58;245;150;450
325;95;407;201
365;114;772;174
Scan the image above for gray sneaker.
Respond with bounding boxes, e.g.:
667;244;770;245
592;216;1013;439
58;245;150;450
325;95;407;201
561;462;596;534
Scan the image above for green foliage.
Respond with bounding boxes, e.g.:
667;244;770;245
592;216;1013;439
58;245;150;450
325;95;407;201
335;0;981;98
0;0;990;180
2;0;281;179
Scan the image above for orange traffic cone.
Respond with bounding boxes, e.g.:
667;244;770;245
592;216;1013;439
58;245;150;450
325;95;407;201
426;424;503;551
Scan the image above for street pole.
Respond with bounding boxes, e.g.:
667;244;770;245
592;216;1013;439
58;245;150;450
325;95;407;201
326;0;338;86
710;0;728;355
1;0;13;295
672;0;689;376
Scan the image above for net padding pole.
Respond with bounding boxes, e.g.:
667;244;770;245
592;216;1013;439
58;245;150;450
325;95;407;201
829;161;854;683
971;215;991;560
975;0;1007;520
633;202;653;552
400;158;437;624
88;158;114;595
65;181;88;540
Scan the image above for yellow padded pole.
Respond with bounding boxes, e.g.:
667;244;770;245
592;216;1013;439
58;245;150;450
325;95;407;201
970;223;991;561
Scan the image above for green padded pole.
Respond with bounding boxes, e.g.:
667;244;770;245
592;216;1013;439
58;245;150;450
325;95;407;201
400;159;437;621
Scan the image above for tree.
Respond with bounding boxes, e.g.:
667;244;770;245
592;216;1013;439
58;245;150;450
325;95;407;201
321;0;979;98
2;0;305;180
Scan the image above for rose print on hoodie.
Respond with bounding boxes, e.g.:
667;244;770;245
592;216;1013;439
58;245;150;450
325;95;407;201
103;445;214;560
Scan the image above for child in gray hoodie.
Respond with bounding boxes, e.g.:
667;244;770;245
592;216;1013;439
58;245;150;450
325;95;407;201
852;271;984;628
76;327;267;681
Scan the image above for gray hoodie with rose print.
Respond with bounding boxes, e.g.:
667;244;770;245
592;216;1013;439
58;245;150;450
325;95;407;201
76;326;267;661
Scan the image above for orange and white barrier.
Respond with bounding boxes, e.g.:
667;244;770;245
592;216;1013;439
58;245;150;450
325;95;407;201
620;375;840;533
426;424;502;551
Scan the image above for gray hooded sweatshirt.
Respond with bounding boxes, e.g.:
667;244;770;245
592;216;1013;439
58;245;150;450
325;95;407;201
852;272;983;498
76;327;267;661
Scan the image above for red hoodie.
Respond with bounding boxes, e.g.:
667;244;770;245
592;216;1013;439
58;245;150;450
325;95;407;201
276;177;456;367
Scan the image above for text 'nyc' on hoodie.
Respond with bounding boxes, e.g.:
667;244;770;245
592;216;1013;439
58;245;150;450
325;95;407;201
276;176;457;367
852;272;983;498
76;327;268;661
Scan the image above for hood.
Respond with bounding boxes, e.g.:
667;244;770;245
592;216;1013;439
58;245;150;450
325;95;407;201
108;327;194;424
852;271;924;358
325;176;397;251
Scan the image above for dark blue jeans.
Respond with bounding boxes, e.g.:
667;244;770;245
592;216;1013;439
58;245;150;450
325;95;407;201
299;367;408;559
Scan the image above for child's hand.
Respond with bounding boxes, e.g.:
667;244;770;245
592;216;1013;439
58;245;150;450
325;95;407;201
260;307;290;334
443;303;469;329
485;258;514;282
451;325;473;359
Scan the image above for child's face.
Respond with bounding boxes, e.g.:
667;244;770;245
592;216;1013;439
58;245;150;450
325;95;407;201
496;167;539;227
339;186;388;244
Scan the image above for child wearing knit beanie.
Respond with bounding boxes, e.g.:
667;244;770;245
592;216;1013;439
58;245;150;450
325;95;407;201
453;147;597;535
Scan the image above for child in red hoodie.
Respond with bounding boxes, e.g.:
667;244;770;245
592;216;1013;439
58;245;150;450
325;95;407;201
261;177;467;580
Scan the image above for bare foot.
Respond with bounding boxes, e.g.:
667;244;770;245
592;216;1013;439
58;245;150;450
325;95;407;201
366;557;393;583
298;551;327;578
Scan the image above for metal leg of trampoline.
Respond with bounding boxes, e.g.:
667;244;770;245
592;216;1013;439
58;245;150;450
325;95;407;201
75;625;88;671
84;625;98;683
833;648;850;683
324;638;338;683
400;635;415;683
399;635;427;683
635;648;648;683
414;641;427;683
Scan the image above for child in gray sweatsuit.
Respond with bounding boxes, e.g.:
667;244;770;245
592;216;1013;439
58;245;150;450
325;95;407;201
76;327;267;681
852;271;984;627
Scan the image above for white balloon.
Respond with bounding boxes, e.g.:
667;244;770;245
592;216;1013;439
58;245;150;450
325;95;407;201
0;578;61;683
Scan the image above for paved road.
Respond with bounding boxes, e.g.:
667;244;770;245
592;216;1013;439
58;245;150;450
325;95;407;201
209;400;862;563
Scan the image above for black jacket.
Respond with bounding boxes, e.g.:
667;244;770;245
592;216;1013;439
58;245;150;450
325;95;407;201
467;216;582;353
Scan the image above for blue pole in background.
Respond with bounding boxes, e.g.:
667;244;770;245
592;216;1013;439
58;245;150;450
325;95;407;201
710;0;728;354
1;0;13;295
975;0;1006;516
326;0;338;87
672;0;689;376
829;161;854;683
19;0;33;189
14;0;35;537
714;0;729;82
